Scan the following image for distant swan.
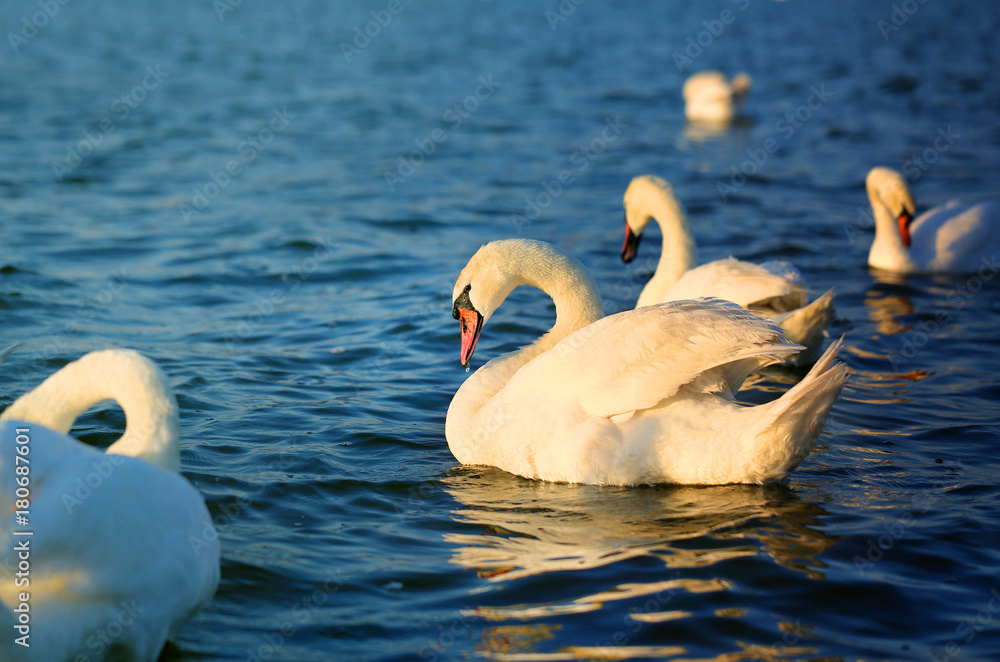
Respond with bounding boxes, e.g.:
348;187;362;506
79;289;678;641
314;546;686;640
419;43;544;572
621;174;834;365
0;349;220;662
683;71;751;125
865;166;1000;274
446;238;846;486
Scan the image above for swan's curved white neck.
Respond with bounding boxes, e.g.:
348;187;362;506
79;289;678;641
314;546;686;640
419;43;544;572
1;350;181;472
513;255;604;356
632;184;696;307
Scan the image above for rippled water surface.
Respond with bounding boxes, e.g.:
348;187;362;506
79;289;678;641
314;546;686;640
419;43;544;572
2;1;1000;660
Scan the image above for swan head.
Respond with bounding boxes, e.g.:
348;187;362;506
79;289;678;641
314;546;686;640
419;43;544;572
451;239;602;367
621;174;675;263
731;72;752;104
452;242;524;366
866;167;916;247
452;282;485;368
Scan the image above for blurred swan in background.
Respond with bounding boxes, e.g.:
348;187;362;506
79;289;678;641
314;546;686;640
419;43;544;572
865;166;1000;274
683;71;751;125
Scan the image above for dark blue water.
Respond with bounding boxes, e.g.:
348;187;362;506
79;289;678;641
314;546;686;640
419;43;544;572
2;1;1000;660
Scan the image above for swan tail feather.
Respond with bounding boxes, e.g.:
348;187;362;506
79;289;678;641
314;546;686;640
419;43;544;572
748;336;847;483
773;288;836;365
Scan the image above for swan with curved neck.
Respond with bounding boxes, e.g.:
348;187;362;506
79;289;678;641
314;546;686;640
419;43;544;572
446;239;847;486
620;175;834;364
0;349;219;661
865;166;1000;274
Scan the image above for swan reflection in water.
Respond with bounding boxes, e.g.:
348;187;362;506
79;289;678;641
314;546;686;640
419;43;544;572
441;468;837;660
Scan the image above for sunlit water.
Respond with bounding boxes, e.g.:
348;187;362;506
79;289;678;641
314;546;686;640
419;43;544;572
2;1;1000;660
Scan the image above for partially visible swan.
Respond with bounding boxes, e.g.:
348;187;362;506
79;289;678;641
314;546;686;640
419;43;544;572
683;71;751;125
865;166;1000;274
446;238;846;486
0;349;220;662
621;174;834;364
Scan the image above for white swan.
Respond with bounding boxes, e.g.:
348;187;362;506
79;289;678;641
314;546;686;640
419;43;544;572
621;174;835;364
0;349;220;662
865;166;1000;274
446;238;846;486
683;71;751;125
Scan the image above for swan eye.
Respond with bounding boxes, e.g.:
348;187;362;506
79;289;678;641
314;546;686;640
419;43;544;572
463;284;471;293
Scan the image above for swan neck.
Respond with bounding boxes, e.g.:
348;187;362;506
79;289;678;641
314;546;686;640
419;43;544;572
638;192;696;306
868;192;915;271
1;352;181;472
516;254;604;353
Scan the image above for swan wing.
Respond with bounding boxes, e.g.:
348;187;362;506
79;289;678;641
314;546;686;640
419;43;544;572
503;299;800;419
661;258;808;312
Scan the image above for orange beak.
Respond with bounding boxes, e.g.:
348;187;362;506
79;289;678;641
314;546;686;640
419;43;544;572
456;307;483;367
897;210;914;247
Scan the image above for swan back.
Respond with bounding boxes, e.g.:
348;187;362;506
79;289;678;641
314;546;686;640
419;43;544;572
0;349;181;472
661;258;808;312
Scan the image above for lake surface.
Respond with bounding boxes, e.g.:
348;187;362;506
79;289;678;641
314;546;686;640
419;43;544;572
2;0;1000;660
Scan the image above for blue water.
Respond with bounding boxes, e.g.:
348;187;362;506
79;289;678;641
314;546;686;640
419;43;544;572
2;0;1000;660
